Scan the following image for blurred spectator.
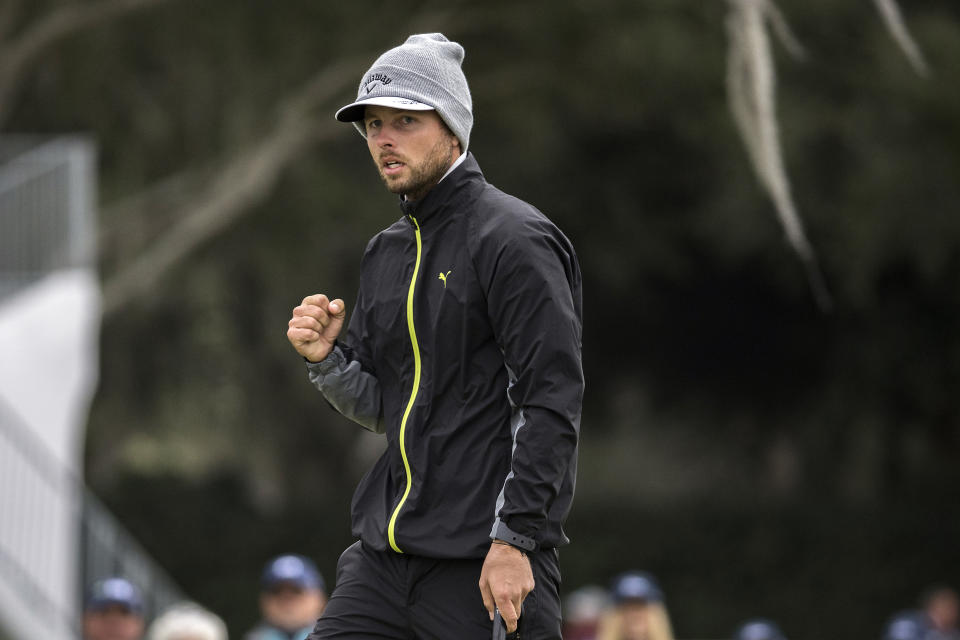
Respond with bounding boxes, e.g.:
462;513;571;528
244;554;327;640
596;571;674;640
732;618;787;640
563;584;612;640
882;610;933;640
147;602;228;640
921;586;960;640
83;577;146;640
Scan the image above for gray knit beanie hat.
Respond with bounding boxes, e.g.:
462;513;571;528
335;33;473;152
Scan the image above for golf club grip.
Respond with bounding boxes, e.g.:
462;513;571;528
492;608;520;640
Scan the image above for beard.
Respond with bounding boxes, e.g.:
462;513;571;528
376;136;457;202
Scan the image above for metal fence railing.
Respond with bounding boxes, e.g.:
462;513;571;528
0;395;79;638
81;488;188;620
0;136;184;638
0;394;186;639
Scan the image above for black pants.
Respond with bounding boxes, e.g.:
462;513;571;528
308;541;562;640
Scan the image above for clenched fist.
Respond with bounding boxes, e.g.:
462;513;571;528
287;294;346;363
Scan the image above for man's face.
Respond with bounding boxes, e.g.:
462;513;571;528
363;106;461;201
82;605;144;640
260;582;326;632
928;591;960;630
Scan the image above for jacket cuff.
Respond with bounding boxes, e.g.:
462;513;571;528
490;518;537;552
304;344;345;377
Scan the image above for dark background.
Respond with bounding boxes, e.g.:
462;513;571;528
5;1;959;638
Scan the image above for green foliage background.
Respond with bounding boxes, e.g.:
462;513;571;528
7;0;960;637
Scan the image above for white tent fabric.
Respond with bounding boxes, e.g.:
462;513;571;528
0;268;100;640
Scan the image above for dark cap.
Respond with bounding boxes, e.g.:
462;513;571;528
261;554;325;592
85;577;144;614
610;571;663;604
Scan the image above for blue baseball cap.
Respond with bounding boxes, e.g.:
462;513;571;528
882;610;932;640
733;618;787;640
85;577;144;614
610;571;663;604
261;554;325;592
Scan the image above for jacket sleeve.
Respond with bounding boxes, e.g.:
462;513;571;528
305;282;385;434
474;202;584;549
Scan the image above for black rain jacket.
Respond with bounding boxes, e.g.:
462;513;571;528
307;154;583;559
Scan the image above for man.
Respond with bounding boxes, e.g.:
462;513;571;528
922;586;960;640
244;554;327;640
562;585;612;640
286;33;583;640
82;577;145;640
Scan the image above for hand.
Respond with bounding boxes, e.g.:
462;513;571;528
287;294;346;363
479;541;534;634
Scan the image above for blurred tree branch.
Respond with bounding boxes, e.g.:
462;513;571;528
0;0;181;127
761;0;806;61
725;0;832;311
98;8;486;317
724;0;930;310
872;0;930;76
99;55;371;317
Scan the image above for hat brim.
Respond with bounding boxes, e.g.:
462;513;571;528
87;598;141;613
335;97;434;122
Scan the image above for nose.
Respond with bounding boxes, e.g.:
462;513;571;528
372;128;394;149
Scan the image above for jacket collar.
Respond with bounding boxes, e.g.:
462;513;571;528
399;153;483;224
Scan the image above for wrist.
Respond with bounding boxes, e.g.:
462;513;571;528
489;519;538;553
304;342;340;366
305;345;333;363
491;538;527;557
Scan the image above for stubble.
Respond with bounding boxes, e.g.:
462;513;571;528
377;136;457;202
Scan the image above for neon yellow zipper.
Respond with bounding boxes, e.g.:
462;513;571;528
387;214;423;553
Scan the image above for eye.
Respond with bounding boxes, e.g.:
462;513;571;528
365;119;381;132
400;115;415;125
